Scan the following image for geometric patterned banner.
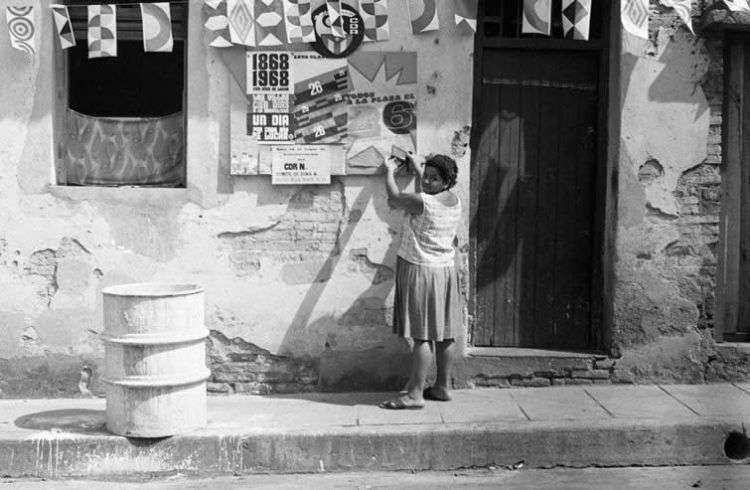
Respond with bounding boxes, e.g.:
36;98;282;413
227;0;256;46
659;0;694;35
407;0;439;34
6;5;36;55
283;0;315;43
521;0;552;35
255;0;286;46
454;0;477;32
359;0;389;42
326;0;346;38
562;0;591;40
621;0;649;39
724;0;750;11
88;4;117;58
51;4;76;49
141;2;173;52
204;0;233;47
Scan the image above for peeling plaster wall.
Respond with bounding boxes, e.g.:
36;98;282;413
0;1;474;396
612;2;743;383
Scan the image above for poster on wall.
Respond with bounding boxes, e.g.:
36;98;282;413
248;94;295;143
246;51;294;94
346;52;417;174
291;52;350;145
272;145;340;184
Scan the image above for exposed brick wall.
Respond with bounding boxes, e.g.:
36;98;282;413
465;356;621;388
206;330;318;395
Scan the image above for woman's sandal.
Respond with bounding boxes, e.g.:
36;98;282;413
379;396;425;410
423;386;452;402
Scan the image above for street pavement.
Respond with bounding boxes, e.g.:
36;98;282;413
4;466;750;489
0;384;748;478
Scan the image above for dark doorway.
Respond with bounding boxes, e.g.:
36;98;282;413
470;1;610;349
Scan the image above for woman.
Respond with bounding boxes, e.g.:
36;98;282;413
380;152;462;409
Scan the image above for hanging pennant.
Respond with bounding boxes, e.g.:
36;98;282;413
227;0;256;46
521;0;551;35
407;0;439;34
204;0;233;47
255;0;286;46
88;4;117;58
6;5;36;55
621;0;649;39
282;0;315;43
725;0;750;11
141;2;173;52
326;0;346;38
659;0;694;34
51;4;75;49
562;0;591;40
359;0;389;42
454;0;477;33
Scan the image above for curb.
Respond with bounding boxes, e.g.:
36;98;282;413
0;418;743;478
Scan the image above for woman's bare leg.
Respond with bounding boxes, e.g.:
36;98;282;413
432;339;456;400
404;339;432;400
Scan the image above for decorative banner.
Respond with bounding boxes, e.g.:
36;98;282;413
64;109;184;186
141;2;173;52
204;0;233;47
621;0;649;39
51;4;75;50
359;0;389;42
88;4;117;58
310;3;364;58
271;145;335;185
6;5;35;55
292;53;349;144
282;0;316;43
725;0;750;11
562;0;591;40
227;0;256;46
522;0;551;35
660;0;694;34
248;94;294;143
346;52;417;174
326;0;346;38
255;0;286;46
247;51;293;94
407;0;439;34
454;0;477;32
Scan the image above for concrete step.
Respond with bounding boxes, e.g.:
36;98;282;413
0;385;749;478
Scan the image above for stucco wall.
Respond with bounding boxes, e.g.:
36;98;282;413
0;0;474;397
612;2;750;383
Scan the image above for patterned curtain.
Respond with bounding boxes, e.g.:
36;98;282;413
64;109;185;187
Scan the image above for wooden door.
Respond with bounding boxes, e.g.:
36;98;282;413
472;49;600;349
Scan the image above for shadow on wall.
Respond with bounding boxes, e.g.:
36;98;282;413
647;32;710;120
277;175;409;363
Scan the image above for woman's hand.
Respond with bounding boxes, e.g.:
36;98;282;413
383;156;401;174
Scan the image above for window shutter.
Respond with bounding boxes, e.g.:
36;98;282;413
67;1;188;42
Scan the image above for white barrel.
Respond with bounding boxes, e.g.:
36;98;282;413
102;283;209;437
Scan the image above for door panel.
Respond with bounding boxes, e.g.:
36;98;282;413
473;49;599;349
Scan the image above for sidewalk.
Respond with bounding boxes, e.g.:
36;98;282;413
1;383;749;478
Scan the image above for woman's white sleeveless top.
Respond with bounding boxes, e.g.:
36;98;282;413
397;192;461;267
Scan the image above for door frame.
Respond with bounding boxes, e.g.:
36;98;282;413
468;0;619;352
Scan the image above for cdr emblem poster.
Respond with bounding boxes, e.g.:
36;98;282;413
346;52;417;174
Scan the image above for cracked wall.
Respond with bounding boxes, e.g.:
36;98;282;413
612;2;745;382
0;1;474;396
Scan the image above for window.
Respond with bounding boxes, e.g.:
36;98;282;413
480;0;606;41
57;1;187;187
